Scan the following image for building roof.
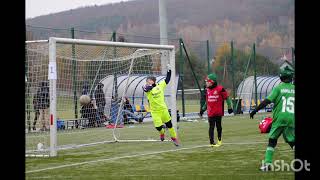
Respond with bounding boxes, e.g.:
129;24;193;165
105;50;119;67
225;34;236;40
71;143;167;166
280;60;293;67
280;53;293;62
280;60;294;71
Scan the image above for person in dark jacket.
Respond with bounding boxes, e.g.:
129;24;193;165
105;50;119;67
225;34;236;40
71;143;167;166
82;81;90;96
32;81;50;131
123;97;134;124
94;83;106;126
80;99;97;128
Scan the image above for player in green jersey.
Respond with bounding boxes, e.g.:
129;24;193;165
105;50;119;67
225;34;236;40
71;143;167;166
250;66;295;171
142;64;179;146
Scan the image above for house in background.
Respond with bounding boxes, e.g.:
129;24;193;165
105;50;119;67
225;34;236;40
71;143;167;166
279;54;294;71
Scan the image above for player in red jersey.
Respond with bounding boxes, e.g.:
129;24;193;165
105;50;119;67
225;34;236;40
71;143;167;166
199;73;233;147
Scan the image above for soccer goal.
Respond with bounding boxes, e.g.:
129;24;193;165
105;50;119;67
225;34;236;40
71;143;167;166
25;37;177;157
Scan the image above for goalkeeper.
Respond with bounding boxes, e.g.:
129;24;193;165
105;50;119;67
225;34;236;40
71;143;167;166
142;64;179;146
250;66;295;171
199;73;233;147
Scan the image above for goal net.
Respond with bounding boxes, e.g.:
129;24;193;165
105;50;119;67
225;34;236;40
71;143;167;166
25;37;177;157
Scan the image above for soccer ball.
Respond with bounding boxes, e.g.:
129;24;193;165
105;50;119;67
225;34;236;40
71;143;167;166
79;95;91;106
37;143;44;151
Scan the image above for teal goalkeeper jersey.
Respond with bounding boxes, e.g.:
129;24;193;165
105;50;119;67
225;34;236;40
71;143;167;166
267;82;295;127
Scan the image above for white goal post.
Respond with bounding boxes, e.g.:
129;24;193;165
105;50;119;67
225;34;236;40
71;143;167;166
25;37;177;157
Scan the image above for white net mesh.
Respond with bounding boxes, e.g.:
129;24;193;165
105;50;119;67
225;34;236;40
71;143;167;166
25;42;50;157
25;39;175;157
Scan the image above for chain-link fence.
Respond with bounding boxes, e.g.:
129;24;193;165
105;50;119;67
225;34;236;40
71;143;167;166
26;25;294;116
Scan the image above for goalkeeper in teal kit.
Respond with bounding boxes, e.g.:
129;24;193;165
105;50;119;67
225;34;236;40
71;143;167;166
250;66;295;171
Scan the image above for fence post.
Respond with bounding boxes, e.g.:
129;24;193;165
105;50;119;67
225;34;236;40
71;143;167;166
206;40;210;74
291;47;295;68
71;27;78;119
112;31;116;42
231;40;236;99
253;43;258;108
112;31;118;100
179;38;186;117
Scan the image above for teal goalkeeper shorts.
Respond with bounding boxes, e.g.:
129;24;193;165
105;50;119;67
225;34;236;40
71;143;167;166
151;109;171;127
268;125;295;143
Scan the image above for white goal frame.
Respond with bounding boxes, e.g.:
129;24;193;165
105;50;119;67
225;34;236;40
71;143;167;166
26;37;177;157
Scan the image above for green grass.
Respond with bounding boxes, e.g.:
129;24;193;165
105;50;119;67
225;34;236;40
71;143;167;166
177;99;201;113
26;113;294;180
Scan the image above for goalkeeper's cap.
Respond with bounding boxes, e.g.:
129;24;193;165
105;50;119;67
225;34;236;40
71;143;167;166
205;73;217;83
146;76;156;83
280;66;294;79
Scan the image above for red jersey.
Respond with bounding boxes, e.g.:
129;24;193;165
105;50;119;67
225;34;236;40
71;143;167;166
205;85;229;117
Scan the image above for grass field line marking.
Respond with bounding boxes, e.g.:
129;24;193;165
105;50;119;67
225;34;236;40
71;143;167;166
26;125;154;138
26;145;207;173
26;128;110;138
26;141;267;174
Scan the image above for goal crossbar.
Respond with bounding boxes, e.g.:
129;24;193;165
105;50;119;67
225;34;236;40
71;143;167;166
50;37;175;50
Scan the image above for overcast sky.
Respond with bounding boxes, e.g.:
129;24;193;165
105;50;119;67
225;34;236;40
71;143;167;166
26;0;133;19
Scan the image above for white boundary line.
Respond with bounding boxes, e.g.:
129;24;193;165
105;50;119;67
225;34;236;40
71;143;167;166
26;139;167;154
26;141;269;174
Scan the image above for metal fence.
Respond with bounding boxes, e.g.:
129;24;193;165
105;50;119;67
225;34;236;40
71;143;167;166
26;25;294;116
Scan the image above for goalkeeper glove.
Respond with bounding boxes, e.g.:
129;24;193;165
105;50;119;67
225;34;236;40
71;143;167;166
250;110;257;119
142;84;153;92
198;109;204;118
228;108;233;114
167;64;171;71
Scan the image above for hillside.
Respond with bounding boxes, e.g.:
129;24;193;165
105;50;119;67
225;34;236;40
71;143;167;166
26;0;294;61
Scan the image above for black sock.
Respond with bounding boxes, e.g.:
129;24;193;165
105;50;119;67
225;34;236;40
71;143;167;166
216;118;222;141
209;127;214;144
217;134;222;141
208;117;216;144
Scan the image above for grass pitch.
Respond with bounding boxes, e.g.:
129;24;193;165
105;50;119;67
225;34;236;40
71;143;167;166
26;113;294;180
